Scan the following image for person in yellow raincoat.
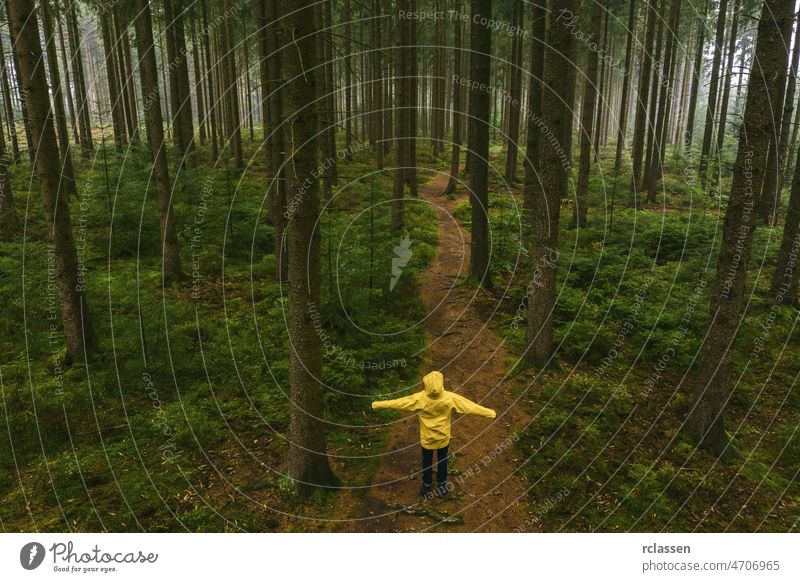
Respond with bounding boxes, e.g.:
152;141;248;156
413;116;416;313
372;370;496;497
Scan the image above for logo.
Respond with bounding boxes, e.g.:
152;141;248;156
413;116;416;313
390;236;413;291
20;542;46;570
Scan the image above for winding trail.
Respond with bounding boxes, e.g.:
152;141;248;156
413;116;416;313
349;172;534;532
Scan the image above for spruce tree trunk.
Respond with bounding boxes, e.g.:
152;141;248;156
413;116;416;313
264;0;288;281
613;0;638;175
406;0;418;197
646;0;682;203
54;1;79;148
593;9;608;162
221;0;244;169
8;0;95;363
119;24;140;142
392;0;409;230
344;0;353;160
688;0;793;458
0;82;14;232
772;142;800;304
65;1;93;156
698;0;729;183
191;13;206;146
201;0;218;161
133;0;183;281
629;0;657;207
444;4;464;196
523;0;546;237
98;10;126;151
40;0;75;189
643;0;666;189
467;0;492;287
525;0;576;367
504;0;524;183
573;1;601;228
281;0;340;494
716;0;741;154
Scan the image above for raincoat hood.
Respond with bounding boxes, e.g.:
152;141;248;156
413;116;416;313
423;371;444;398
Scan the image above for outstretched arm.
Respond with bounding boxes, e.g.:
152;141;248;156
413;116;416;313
452;394;496;418
372;392;423;411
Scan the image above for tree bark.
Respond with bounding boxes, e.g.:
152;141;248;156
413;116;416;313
573;1;601;228
613;0;638;175
715;0;741;154
630;0;658;207
8;0;95;363
467;0;492;287
525;0;576;367
281;0;340;494
646;0;683;203
688;0;793;458
698;0;729;183
444;3;464;196
98;9;126;151
523;0;546;237
221;0;244;169
65;1;93;156
133;0;183;281
504;0;524;183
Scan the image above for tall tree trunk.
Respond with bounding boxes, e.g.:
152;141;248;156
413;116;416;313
698;0;729;183
716;0;741;155
773;12;800;201
98;10;126;151
119;24;140;143
0;24;19;162
643;0;666;189
392;0;409;230
261;0;287;281
8;0;95;363
133;0;183;280
504;0;524;183
344;0;353;160
646;0;683;203
221;0;243;169
281;0;340;494
773;142;800;304
406;0;418;197
443;4;464;196
573;1;601;227
467;0;492;287
758;12;794;225
687;0;793;458
40;0;75;190
593;9;609;162
65;1;93;156
630;0;658;207
0;78;13;232
54;1;79;148
201;0;218;161
523;0;546;236
525;0;576;367
191;12;206;146
613;0;638;175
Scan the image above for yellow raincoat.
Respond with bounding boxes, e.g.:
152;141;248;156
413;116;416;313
372;371;496;449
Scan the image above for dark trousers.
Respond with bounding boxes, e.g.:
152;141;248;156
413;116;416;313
421;445;449;489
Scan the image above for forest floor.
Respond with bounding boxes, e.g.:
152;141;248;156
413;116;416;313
339;172;537;532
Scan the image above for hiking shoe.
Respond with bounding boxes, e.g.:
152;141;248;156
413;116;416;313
436;485;450;500
420;484;433;498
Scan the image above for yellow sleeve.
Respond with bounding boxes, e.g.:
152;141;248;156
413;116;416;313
452;394;496;418
372;392;423;411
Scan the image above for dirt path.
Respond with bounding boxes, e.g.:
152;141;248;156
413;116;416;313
348;172;534;532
